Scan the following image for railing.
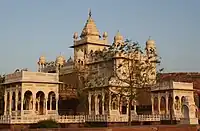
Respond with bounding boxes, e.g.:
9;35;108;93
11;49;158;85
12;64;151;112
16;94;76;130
0;114;184;124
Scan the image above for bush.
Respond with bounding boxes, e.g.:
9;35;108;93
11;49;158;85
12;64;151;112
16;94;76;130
34;119;60;128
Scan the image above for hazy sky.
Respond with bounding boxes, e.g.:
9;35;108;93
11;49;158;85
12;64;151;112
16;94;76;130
0;0;199;74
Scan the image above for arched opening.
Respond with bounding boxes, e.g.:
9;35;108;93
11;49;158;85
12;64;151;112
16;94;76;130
181;96;186;105
168;95;173;112
182;105;189;119
47;91;56;110
104;92;109;111
91;95;95;113
17;92;21;111
98;95;102;115
121;97;127;114
175;96;180;110
12;92;15;111
6;92;9;114
160;96;166;114
23;91;33;110
36;91;45;115
153;97;158;114
111;94;118;110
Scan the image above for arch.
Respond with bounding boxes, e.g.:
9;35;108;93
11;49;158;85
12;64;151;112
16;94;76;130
153;97;158;114
91;95;95;111
168;95;173;113
47;91;56;110
12;92;15;111
181;96;186;104
121;97;127;114
182;105;189;119
111;94;118;110
160;96;166;114
104;92;109;111
175;96;180;110
6;92;10;113
24;90;33;110
17;92;21;110
98;95;102;115
36;91;45;115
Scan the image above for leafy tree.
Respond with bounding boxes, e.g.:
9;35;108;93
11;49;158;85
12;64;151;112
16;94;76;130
74;62;89;114
103;39;163;126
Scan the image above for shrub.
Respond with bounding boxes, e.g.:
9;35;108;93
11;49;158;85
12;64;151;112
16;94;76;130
34;119;60;128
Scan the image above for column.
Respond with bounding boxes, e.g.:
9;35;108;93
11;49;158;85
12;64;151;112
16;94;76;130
4;90;7;115
165;93;169;114
158;94;161;114
151;96;154;115
50;96;52;110
117;95;120;115
56;95;59;114
32;94;36;114
95;94;98;115
102;92;105;115
109;92;111;115
88;93;91;115
44;97;48;115
21;93;24;116
9;91;12;116
15;90;18;116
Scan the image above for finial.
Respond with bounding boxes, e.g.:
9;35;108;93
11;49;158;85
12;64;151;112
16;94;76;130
59;52;62;56
88;8;92;17
148;36;151;40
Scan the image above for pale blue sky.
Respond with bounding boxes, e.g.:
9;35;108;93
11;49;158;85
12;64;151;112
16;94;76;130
0;0;199;74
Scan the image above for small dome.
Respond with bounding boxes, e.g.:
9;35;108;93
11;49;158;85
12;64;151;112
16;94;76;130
73;32;78;40
103;32;108;38
38;56;46;65
114;31;123;42
56;55;65;66
146;37;155;45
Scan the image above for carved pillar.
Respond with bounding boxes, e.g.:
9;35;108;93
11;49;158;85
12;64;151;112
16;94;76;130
117;95;120;114
15;89;18;116
165;92;169;114
95;94;98;115
158;94;161;114
4;90;7;115
32;94;36;114
9;91;12;116
50;95;52;110
109;92;111;115
88;93;91;115
151;96;154;115
102;92;105;115
21;92;24;116
45;97;48;115
56;95;59;114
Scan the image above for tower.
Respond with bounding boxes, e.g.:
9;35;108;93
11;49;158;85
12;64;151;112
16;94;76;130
55;55;65;73
38;56;46;72
145;37;157;83
70;9;109;67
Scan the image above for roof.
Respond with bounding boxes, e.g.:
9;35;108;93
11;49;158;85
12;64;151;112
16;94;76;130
160;72;200;90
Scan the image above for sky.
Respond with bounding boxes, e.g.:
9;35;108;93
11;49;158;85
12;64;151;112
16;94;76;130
0;0;199;74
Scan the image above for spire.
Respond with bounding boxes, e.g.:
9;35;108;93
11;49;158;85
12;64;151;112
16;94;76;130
80;9;100;39
114;30;123;43
89;8;92;18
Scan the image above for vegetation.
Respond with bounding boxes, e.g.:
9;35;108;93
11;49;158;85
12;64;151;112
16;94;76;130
33;119;60;128
104;39;163;126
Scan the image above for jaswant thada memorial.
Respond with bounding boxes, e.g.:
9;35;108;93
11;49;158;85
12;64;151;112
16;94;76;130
0;10;199;127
